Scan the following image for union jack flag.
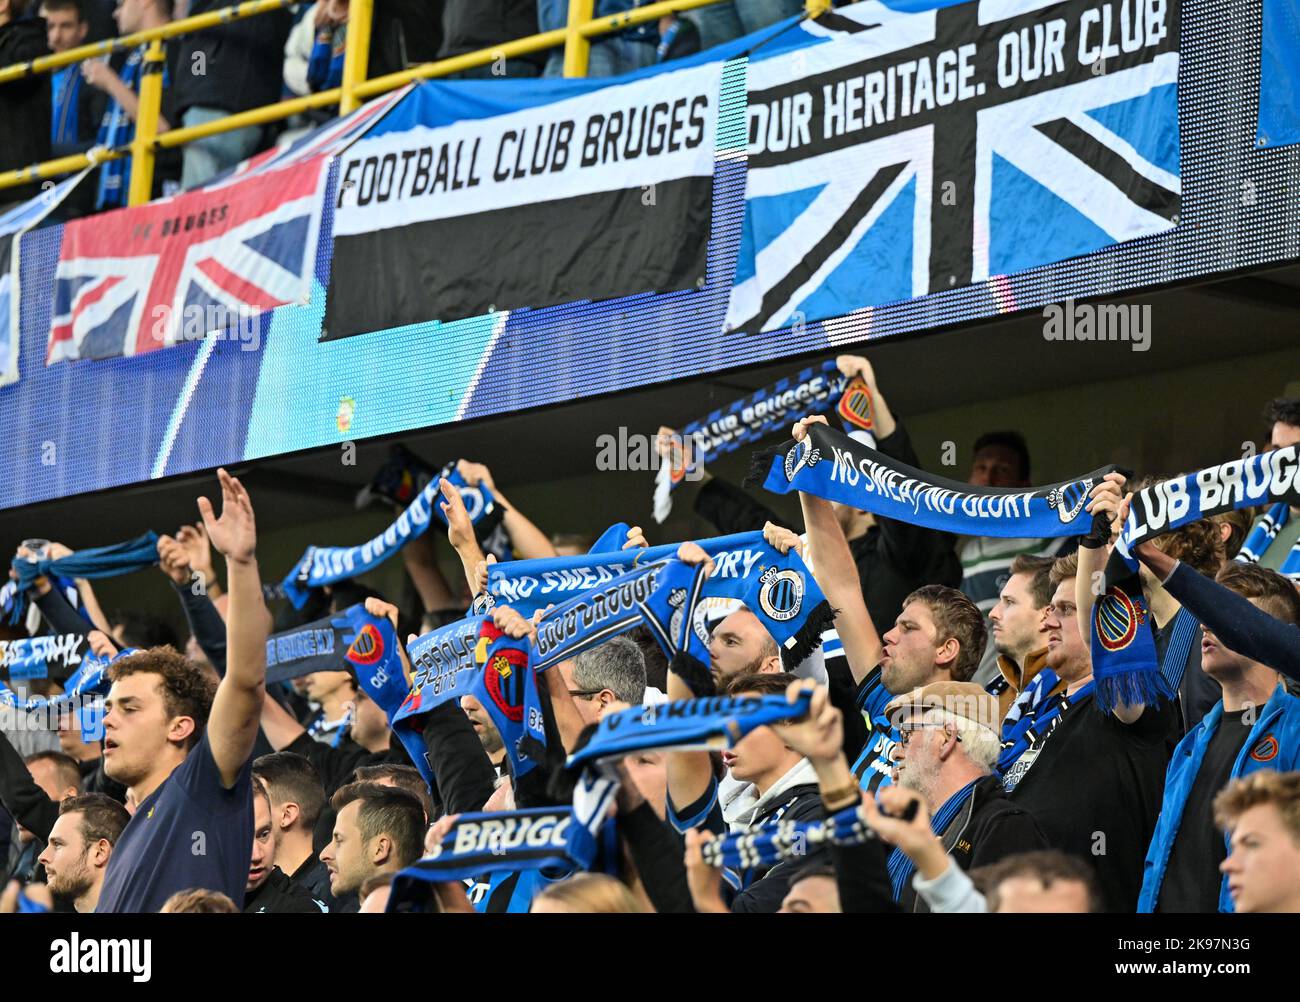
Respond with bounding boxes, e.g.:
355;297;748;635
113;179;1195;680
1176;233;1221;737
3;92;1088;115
46;87;410;363
727;0;1181;333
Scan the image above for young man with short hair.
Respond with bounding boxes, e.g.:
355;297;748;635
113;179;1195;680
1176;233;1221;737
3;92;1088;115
985;553;1058;720
37;793;129;912
252;750;336;909
1215;770;1300;913
1138;560;1300;912
95;469;273;913
244;777;324;913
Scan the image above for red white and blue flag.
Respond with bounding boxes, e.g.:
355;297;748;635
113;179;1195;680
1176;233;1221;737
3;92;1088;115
45;87;409;364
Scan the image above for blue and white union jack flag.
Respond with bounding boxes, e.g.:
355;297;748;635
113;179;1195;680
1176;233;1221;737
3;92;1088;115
727;0;1180;333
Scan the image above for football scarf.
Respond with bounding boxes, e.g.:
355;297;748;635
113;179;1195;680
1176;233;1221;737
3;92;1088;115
0;633;85;683
750;422;1112;539
566;690;815;769
356;445;510;559
1001;681;1094;793
0;646;137;742
886;778;980;901
1095;446;1300;712
265;604;432;783
488;531;833;691
390;763;619;886
8;533;160;625
699;803;871;871
652;360;879;523
996;668;1063;774
282;464;500;608
1237;502;1300;581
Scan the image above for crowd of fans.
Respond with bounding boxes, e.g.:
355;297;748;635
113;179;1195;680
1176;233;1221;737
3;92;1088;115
0;0;815;214
1;354;1298;915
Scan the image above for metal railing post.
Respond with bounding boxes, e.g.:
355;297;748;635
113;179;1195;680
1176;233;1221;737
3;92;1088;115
563;0;595;77
339;0;374;114
127;38;166;206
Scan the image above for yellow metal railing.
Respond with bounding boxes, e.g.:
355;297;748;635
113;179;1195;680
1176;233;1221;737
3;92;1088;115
0;0;828;202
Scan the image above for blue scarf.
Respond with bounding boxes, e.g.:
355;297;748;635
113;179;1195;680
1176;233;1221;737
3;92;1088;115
653;360;878;523
282;465;498;608
389;764;618;894
0;646;137;742
9;533;159;625
886;779;980;900
265;604;431;783
566;690;815;769
95;48;158;211
0;633;85;682
489;531;833;693
700;803;870;872
750;422;1111;539
996;669;1063;774
357;448;509;559
1095;446;1300;712
1236;502;1300;581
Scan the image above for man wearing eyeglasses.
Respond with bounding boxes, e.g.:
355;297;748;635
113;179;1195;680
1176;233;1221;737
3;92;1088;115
886;682;1046;912
883;686;1045;914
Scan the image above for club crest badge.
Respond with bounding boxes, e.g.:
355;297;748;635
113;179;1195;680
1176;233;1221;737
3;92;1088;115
758;567;804;623
1094;588;1146;652
1250;736;1279;762
346;622;383;666
783;438;821;483
1045;478;1092;524
836;377;875;431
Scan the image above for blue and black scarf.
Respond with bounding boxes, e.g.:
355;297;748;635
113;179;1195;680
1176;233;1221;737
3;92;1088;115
1237;502;1300;581
8;533;159;625
1095;446;1300;711
566;689;815;770
265;604;432;782
488;530;833;694
653;360;879;523
699;803;871;871
282;464;500;608
388;764;620;910
357;446;510;559
0;646;136;742
0;633;86;683
748;422;1110;539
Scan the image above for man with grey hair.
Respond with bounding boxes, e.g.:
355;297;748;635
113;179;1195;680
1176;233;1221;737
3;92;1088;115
886;681;1047;912
559;637;648;726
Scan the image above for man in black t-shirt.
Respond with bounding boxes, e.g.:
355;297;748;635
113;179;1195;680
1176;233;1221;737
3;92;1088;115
244;778;324;913
1005;550;1178;913
95;469;273;913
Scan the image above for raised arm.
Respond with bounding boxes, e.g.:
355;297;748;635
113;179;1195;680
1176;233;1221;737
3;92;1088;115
1136;531;1300;684
458;461;557;560
793;416;883;685
665;543;719;824
439;477;488;599
200;469;272;788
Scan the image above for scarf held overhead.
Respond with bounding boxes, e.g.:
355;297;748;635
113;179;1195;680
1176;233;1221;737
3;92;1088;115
9;532;160;625
750;422;1113;538
282;464;498;608
1091;445;1300;712
653;360;879;523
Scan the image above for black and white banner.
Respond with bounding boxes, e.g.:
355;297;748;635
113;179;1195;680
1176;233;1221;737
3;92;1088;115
324;61;724;339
